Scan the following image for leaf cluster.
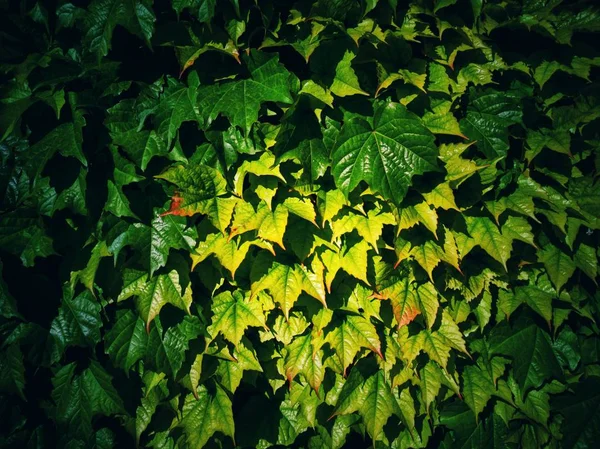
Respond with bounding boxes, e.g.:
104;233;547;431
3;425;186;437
1;0;600;448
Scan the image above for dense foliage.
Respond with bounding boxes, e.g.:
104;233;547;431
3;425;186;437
1;0;600;448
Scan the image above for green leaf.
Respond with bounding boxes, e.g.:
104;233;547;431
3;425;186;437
284;334;325;393
70;240;111;291
216;339;263;393
104;310;148;372
209;290;266;347
135;379;168;444
434;0;458;13
191;232;255;278
251;259;326;319
119;270;193;330
491;323;562;394
360;371;396;442
419;362;444;415
325;315;382;376
462;365;494;421
395;201;439;237
330;51;368;97
332;101;439;204
52;361;124;438
317;189;349;227
153;76;201;146
0;344;26;400
230;201;289;249
156;163;230;225
198;51;297;134
534;61;566;89
375;275;420;328
24;122;86;180
333;370;394;443
83;0;155;58
537;244;576;292
554;376;600;449
515;275;554;325
331;208;394;252
149;316;204;377
111;214;197;277
233;152;286;196
49;288;102;359
0;209;56;267
179;384;235;448
460;88;522;159
465;216;512;271
574;243;597;283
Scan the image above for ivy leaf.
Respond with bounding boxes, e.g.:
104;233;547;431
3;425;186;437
465;216;512;271
70;240;111;292
325;315;382;376
411;241;444;281
119;270;193;331
179;384;235;448
395;202;439;238
332;101;439;204
330;51;368;97
485;190;538;223
191;232;255;279
153;76;201;147
574;243;598;283
105;95;168;171
49;288;102;360
491;322;562;394
251;259;326;318
423;182;459;211
0;344;26;400
275;109;330;184
83;0;155;58
157;163;227;207
501;216;537;249
157;163;233;232
317;189;349;227
534;61;566;89
419;362;444;415
52;361;124;439
515;274;554;325
104;310;148;372
554;376;600;449
233;152;286;196
208;290;266;347
377;68;427;96
462;365;494;422
320;240;371;289
230;201;289;249
135;378;167;444
375;275;421;328
284;334;325;393
148;316;204;377
360;371;396;442
333;370;394;443
423;311;468;368
0;209;56;267
331;208;394;252
460;88;522;159
537;244;576;292
53;168;88;215
24;122;86;180
198;51;297;135
111;214;197;277
216;339;263;393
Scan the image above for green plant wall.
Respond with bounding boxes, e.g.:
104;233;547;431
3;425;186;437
1;0;600;448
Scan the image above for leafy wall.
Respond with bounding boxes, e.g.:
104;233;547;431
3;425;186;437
1;0;600;448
